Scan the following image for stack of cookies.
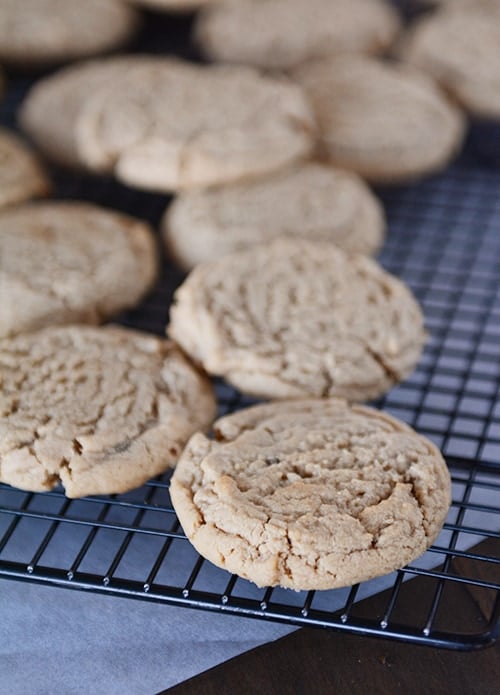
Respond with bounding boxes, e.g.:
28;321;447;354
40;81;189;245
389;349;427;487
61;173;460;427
9;0;499;591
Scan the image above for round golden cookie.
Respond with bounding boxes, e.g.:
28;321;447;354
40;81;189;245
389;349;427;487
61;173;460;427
74;58;316;192
0;201;157;338
400;5;500;120
168;238;427;402
19;57;146;169
0;0;139;67
170;399;451;590
194;0;401;70
0;128;50;210
0;325;217;498
163;163;386;271
293;54;465;183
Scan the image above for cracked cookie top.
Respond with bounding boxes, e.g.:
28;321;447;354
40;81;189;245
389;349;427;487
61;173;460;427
163;162;385;271
0;325;217;498
0;128;50;210
293;54;465;183
20;56;145;168
168;238;426;401
0;201;157;338
399;4;500;120
73;57;316;192
170;399;451;590
21;56;315;188
194;0;401;71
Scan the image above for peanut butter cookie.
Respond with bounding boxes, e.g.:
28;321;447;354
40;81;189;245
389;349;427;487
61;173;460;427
0;201;157;338
0;325;216;497
170;399;451;589
168;238;426;401
163;163;385;270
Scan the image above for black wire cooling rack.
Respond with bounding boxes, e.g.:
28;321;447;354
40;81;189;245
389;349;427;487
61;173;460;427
1;8;499;652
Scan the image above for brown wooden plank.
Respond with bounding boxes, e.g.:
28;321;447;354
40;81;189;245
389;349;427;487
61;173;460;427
162;626;498;695
163;627;499;695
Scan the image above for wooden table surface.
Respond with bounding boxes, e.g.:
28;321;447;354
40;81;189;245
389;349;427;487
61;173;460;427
164;625;499;695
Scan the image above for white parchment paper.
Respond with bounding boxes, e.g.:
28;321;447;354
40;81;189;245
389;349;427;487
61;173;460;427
1;580;295;695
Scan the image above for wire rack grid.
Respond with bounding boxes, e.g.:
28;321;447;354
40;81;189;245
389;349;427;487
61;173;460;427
0;9;499;652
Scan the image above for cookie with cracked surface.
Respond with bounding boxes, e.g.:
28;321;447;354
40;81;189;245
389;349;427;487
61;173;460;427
168;239;426;401
0;128;50;210
0;0;139;67
400;5;500;120
194;0;401;71
162;163;385;271
170;399;451;590
293;54;465;183
0;325;217;498
74;57;316;191
0;201;157;338
19;56;148;169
